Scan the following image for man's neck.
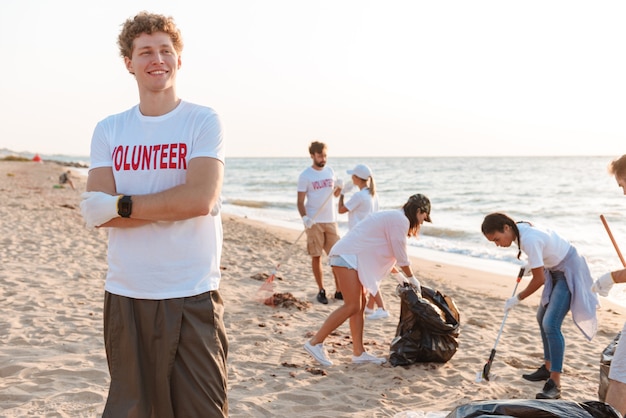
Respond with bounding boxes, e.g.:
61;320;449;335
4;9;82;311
138;88;180;116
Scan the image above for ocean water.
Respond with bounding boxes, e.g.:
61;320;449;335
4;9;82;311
17;150;626;305
221;156;626;307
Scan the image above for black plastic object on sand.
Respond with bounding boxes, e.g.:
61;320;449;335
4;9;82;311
599;331;621;402
389;284;460;366
445;399;621;418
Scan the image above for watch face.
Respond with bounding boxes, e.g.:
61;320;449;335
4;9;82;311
118;196;132;217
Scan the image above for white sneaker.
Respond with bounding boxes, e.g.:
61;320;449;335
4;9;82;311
304;341;333;366
366;308;389;320
352;351;387;365
364;307;375;315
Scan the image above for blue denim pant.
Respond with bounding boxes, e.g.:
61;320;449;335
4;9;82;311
536;270;571;373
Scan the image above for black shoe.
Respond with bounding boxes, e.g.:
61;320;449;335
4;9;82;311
536;378;561;399
317;289;328;304
334;291;343;300
523;364;550;382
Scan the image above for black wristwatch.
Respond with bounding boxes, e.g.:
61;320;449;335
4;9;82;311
117;195;133;218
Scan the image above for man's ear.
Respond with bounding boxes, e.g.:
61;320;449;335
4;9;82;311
125;56;134;75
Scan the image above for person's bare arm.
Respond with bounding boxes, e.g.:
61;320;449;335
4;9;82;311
86;166;116;195
517;267;546;300
131;157;223;221
338;194;348;214
297;191;307;217
399;265;414;278
610;268;626;284
606;380;626;416
86;157;223;227
86;166;152;228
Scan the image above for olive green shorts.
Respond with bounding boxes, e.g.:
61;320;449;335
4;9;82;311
102;290;228;417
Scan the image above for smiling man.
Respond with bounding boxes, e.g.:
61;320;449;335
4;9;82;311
80;12;227;417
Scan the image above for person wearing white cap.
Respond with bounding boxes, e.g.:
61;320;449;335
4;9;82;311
338;164;388;320
339;164;378;229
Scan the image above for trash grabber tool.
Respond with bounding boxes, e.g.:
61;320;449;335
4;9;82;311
481;266;525;381
600;214;626;267
256;189;335;304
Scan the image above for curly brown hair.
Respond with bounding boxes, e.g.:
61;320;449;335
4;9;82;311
609;155;626;179
117;11;184;59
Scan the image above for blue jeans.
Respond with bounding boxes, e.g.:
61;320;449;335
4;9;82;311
536;270;571;373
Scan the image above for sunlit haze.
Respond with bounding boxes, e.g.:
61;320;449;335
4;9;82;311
1;1;624;158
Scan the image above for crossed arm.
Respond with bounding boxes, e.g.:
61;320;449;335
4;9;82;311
86;156;223;228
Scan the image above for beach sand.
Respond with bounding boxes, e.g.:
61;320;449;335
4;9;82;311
1;160;625;417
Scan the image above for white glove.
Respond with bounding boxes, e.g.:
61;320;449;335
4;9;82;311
302;215;315;229
592;272;615;297
522;264;532;276
210;195;222;216
407;276;422;295
80;192;121;228
341;182;355;195
504;295;520;312
335;178;344;190
391;272;406;286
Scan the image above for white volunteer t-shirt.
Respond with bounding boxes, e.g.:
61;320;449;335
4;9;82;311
344;187;379;230
517;222;571;269
89;101;224;300
297;166;337;223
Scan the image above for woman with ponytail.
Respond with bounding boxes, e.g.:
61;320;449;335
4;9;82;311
481;212;598;400
337;164;388;319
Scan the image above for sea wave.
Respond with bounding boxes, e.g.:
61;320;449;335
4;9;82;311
226;199;294;210
420;225;474;240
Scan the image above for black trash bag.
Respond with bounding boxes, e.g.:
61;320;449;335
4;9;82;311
446;399;622;418
599;331;621;402
389;284;460;366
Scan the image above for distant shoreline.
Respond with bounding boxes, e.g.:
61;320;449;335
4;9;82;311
1;155;89;168
42;159;89;168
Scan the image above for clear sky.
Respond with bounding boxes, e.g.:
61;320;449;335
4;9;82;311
1;1;624;158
